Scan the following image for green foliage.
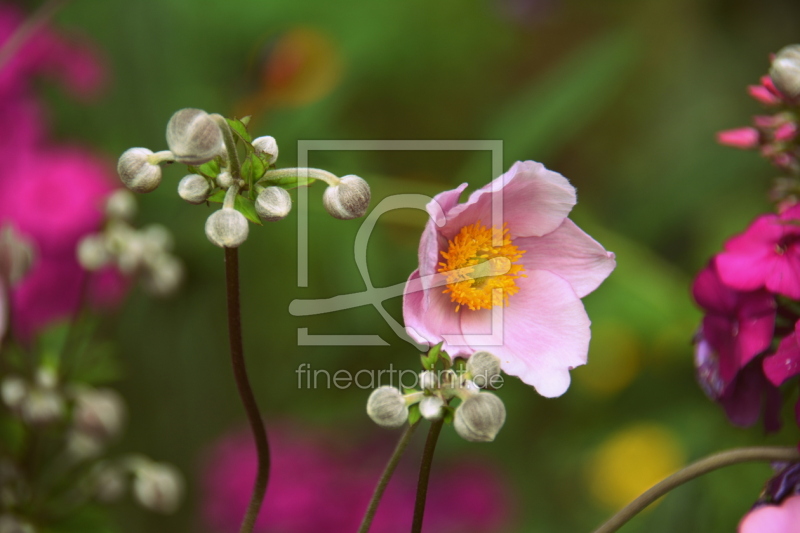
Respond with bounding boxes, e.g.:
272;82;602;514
207;190;263;225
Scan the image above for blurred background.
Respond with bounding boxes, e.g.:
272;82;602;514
7;0;800;531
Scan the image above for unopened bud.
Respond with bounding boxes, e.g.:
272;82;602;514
132;461;183;514
1;377;26;409
77;235;110;271
106;189;137;221
205;208;249;248
252;136;279;165
73;388;125;441
117;148;163;193
322;175;371;220
419;396;444;420
141;224;174;253
255;187;292;221
166;108;223;165
20;388;64;426
216;171;234;189
92;464;126;503
419;370;438;390
454;392;506;443
771;45;800;99
0;225;34;285
178;174;211;204
142;255;183;296
366;386;408;428
467;351;502;388
66;430;103;459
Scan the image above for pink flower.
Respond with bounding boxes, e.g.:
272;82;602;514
739;495;800;533
717;127;760;149
715;205;800;300
402;161;615;397
764;320;800;387
201;424;514;533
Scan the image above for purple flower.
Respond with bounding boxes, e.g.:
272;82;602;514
403;161;615;397
740;495;800;532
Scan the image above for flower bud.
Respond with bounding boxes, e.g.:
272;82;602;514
132;461;183;514
255;186;292;221
419;370;437;390
771;45;800;99
73;388;126;441
205;208;249;248
322;175;371;220
1;377;26;409
92;464;126;503
165;108;223;165
366;386;408;428
419;395;444;420
117;148;162;193
142;255;183;297
467;351;502;388
106;189;137;221
216;171;234;189
20;388;64;426
142;224;174;252
252;135;279;165
66;430;104;459
454;392;506;443
77;235;110;271
178;174;211;204
0;225;34;285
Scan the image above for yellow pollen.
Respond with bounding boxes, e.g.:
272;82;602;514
438;222;526;311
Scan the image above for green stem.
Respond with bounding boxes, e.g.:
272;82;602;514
358;422;420;533
224;247;270;533
592;446;800;533
211;114;241;180
411;419;444;533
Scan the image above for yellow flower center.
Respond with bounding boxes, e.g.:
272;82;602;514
438;222;526;311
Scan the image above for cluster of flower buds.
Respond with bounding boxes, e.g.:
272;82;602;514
717;45;800;201
116;108;371;249
77;190;183;296
1;368;64;427
366;349;507;443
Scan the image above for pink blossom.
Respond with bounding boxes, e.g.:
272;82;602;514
403;161;615;397
201;424;514;533
764;320;800;387
748;84;782;106
716;127;760;149
715;205;800;300
739;495;800;533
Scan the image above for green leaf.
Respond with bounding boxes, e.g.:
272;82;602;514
226;117;252;143
241;153;266;188
420;354;434;371
408;404;421;426
440;351;452;368
198;158;221;178
206;191;263;225
257;174;317;190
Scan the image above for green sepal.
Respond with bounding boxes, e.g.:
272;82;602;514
207;190;263;225
226;117;252;143
257;174;317;190
442;406;455;425
240;115;252;127
452;356;467;374
197;158;221;178
407;404;421;426
420;354;434;371
403;387;417;395
440;350;452;368
241;153;266;192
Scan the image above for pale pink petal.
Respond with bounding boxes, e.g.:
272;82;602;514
460;270;590;397
739;496;800;533
442;161;576;240
402;270;469;355
418;183;468;290
515;219;616;298
425;182;468;227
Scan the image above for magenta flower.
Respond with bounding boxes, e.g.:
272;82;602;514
201;423;514;533
715;205;800;300
717;127;760;149
403;161;615;397
739;495;800;533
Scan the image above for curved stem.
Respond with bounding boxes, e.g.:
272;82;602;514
224;247;270;533
358;422;420;533
411;419;444;533
592;445;800;533
260;167;341;186
211;114;241;180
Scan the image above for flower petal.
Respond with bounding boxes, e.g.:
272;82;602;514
739;495;800;533
763;328;800;386
515;219;616;298
442;161;576;240
459;270;590;397
402;270;468;355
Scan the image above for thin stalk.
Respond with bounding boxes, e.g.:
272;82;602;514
358;422;420;533
224;247;270;533
211;114;241;180
411;419;444;533
592;446;800;533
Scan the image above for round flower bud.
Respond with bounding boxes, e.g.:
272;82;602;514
66;430;104;459
205;208;249;248
255;186;292;222
178;174;211;204
366;386;408;428
216;171;234;189
1;377;27;409
20;388;64;426
92;464;126;503
77;235;110;271
466;351;502;388
419;370;438;390
165;108;223;165
142;255;183;297
106;189;137;221
141;224;174;253
133;461;184;514
419;395;444;420
252;135;279;165
322;175;371;220
454;392;506;443
73;388;126;441
771;45;800;99
117;148;162;193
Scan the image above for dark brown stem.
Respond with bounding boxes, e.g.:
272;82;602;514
224;247;269;533
411;419;444;533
